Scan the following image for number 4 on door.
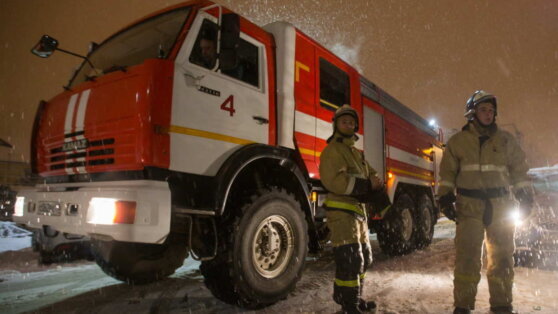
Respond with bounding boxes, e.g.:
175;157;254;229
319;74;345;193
220;95;235;117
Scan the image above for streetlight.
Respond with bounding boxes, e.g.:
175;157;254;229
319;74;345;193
428;119;438;129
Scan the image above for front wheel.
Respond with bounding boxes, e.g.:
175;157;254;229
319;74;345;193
200;188;308;308
377;193;416;256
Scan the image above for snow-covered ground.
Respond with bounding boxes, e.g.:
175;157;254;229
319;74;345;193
0;222;31;253
1;219;557;314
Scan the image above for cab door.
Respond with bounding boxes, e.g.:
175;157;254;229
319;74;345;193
171;11;269;176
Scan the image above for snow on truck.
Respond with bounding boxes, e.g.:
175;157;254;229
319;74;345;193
14;0;443;308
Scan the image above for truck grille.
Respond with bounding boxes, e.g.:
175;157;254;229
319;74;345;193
48;138;115;171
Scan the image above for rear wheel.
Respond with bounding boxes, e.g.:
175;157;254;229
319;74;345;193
91;233;188;284
200;188;308;309
377;193;416;256
414;194;435;249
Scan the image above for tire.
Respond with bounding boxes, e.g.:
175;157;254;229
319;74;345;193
200;188;308;309
414;194;435;249
377;193;416;256
91;233;188;284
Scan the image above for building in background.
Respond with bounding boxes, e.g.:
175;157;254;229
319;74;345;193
1;138;38;220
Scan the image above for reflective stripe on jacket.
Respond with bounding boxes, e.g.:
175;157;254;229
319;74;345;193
319;133;377;216
438;122;531;197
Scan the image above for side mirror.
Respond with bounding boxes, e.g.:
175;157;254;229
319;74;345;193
219;14;240;71
31;35;59;58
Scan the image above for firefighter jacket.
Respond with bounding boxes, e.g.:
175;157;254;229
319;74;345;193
319;132;377;217
438;121;532;197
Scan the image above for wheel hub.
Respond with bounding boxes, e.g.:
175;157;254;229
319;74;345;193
252;215;294;278
421;207;432;234
401;208;413;241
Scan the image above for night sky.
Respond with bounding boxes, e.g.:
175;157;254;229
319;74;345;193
1;0;557;167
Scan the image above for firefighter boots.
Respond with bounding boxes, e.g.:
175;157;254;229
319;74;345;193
358;299;377;313
490;306;518;314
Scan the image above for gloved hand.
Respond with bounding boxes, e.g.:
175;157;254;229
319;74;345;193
439;192;457;221
515;188;534;218
360;187;391;216
370;175;383;191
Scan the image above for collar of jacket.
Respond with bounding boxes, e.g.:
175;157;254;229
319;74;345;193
463;120;498;137
332;132;357;146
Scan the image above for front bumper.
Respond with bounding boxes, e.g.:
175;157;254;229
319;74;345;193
13;180;171;244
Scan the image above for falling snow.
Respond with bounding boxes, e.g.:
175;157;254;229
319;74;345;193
1;1;558;312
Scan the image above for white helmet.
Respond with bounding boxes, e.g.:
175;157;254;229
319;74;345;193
333;104;359;132
465;90;497;121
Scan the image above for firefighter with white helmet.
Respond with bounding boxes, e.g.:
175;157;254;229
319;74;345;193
319;105;382;313
438;91;534;314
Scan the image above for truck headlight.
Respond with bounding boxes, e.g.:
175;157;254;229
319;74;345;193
14;196;25;217
87;197;136;225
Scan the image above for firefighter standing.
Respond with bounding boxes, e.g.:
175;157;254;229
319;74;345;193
438;91;534;314
319;105;381;314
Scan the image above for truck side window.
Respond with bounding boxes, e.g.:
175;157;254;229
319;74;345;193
189;19;260;88
222;38;260;88
319;58;350;111
189;19;219;69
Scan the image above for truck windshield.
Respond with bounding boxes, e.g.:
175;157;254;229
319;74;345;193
69;7;191;88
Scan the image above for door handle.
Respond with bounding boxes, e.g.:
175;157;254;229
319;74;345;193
252;116;269;125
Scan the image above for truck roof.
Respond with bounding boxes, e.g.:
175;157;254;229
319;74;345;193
360;77;438;138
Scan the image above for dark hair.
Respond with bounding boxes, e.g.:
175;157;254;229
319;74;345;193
200;26;217;42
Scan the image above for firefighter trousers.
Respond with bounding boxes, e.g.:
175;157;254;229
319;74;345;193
326;210;372;307
453;195;516;310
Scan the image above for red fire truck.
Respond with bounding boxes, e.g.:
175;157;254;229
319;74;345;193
14;0;443;308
